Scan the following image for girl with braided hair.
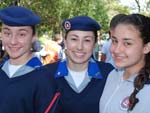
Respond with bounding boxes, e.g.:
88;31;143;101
100;13;150;113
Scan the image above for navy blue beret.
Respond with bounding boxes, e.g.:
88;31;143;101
62;16;101;31
0;6;41;26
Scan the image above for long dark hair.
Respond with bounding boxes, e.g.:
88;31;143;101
119;14;150;111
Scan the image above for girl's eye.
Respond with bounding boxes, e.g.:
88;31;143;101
19;33;26;37
17;33;27;41
85;36;93;42
124;42;132;46
85;39;91;42
112;39;118;44
70;37;77;41
3;31;11;36
18;32;27;39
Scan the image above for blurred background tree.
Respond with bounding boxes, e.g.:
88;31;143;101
0;0;149;40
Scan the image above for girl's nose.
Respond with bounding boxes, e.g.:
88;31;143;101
77;41;83;50
113;43;123;53
10;35;18;44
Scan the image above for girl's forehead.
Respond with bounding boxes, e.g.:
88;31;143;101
112;24;142;41
114;24;140;35
2;24;32;31
67;30;94;36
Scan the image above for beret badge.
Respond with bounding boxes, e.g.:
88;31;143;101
64;21;71;30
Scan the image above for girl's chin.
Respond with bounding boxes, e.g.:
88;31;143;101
114;62;124;67
115;64;124;68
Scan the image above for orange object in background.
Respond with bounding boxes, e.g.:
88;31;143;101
41;40;62;65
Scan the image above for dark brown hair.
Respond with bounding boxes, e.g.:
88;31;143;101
118;14;150;111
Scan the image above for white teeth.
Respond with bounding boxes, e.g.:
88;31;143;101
10;47;19;51
75;52;84;56
115;56;124;60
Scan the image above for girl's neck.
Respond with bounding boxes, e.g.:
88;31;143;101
67;61;88;72
123;65;144;80
9;53;33;65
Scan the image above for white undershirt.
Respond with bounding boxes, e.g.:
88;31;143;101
8;63;23;78
68;68;87;88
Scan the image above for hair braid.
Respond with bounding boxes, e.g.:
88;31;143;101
128;68;146;110
119;14;150;111
128;53;150;111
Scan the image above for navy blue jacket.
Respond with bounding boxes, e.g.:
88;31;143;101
0;57;58;113
44;59;114;113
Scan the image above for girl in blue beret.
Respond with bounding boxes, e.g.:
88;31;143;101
100;14;150;113
0;6;58;113
41;16;114;113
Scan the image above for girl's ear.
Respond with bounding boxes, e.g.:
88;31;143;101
64;39;67;49
143;42;150;54
32;32;38;43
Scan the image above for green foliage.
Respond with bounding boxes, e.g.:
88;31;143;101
0;0;109;36
2;0;144;38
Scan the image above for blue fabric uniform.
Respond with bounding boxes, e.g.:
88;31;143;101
0;6;58;113
43;59;114;113
0;57;58;113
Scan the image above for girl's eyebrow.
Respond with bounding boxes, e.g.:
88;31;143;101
111;36;133;41
2;27;10;30
123;38;133;41
69;34;78;37
2;27;29;33
18;29;29;32
111;35;117;39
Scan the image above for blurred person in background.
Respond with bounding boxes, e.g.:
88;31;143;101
0;40;8;64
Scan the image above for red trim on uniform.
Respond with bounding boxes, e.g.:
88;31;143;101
44;92;61;113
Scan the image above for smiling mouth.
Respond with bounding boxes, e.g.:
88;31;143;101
9;47;20;51
115;55;127;61
74;52;85;57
